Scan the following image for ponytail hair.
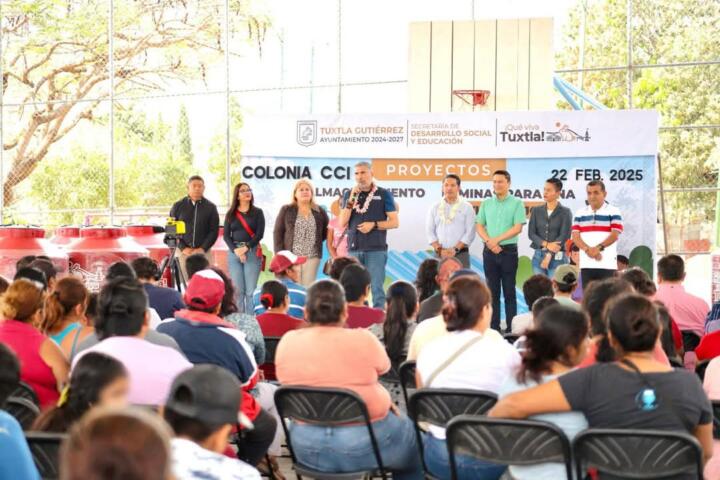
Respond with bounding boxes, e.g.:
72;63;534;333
383;281;416;364
443;276;490;332
96;278;148;340
40;277;88;335
519;305;589;384
260;280;288;310
305;280;345;325
607;294;660;354
0;279;44;323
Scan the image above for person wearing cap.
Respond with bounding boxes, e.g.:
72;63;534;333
252;250;307;319
157;269;277;467
163;365;261;480
407;269;505;361
73;277;192;407
553;264;581;310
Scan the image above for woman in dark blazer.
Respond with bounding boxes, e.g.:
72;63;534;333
274;179;329;286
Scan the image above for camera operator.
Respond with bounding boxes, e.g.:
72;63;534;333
169;175;220;282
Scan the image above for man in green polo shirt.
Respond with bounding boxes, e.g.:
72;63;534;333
475;170;526;332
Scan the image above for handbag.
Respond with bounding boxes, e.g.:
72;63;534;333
234;210;267;271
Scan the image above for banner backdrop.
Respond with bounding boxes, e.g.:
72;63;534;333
241;110;658;313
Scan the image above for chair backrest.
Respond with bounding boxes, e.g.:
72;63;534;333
25;432;66;480
13;381;40;406
5;396;41;430
398;360;416;406
408;388;497;427
712;401;720;440
446;415;573;480
263;336;281;364
274;385;386;475
573;429;703;480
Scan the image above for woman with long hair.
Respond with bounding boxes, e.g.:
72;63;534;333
224;182;265;313
40;277;88;345
274;178;329;286
414;258;439;303
33;352;129;432
371;281;418;367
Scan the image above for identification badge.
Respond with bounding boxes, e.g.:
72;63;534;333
555;251;564;261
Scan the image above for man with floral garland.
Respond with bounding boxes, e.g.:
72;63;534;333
425;174;476;268
339;161;399;309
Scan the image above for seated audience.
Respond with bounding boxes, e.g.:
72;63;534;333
416;276;520;480
163;365;261;480
512;296;559;352
158;269;277;467
132;257;185;320
211;267;266;365
106;260;137;280
252;251;306;318
327;255;358;281
340;263;385;328
567;242;583;302
14;266;47;291
29;258;59;292
705;299;720;334
654;254;709;351
39;276;87;345
511;274;553;335
61;407;173;480
407;269;478;361
33;352;129;432
370;281;418;367
61;292;98;360
490;294;713;473
499;305;589;479
73;277;192;406
16;254;47;272
552;264;581;309
656;302;684;366
616;254;630;271
414;258;439;304
276;279;423;479
0;279;68;406
417;258;462;322
0;344;41;480
185;253;211;280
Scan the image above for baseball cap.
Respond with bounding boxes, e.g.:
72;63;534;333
165;365;243;426
183;269;225;310
553;264;579;285
269;250;307;274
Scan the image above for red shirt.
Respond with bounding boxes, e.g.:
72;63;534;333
0;320;59;407
346;305;385;329
256;312;306;380
696;331;720;362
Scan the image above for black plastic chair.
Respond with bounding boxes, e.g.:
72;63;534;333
25;432;66;480
407;388;497;478
5;396;40;430
274;385;388;480
446;415;572;480
398;360;416;407
712;400;720;440
12;381;40;406
572;429;703;480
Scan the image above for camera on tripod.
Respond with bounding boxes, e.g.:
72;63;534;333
164;218;187;247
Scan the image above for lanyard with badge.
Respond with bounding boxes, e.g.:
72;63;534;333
619;359;659;411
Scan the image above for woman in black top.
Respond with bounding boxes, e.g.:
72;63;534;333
527;178;573;278
224;182;265;313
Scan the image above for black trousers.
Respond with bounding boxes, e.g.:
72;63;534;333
580;268;615;291
483;245;518;332
235;407;277;466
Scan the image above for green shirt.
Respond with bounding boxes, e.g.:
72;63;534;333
475;194;526;245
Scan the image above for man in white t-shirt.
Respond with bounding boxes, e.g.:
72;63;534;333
570;180;623;290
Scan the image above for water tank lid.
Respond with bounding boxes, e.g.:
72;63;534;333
0;226;45;239
80;226;127;239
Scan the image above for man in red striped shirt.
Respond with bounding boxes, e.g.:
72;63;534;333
570;180;623;290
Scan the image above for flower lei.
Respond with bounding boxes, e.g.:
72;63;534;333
353;184;378;214
438;197;464;224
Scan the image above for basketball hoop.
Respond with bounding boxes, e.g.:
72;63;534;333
453;89;491;106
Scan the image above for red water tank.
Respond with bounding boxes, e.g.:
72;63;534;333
66;226;149;292
211;226;229;273
49;226;81;246
0;226;69;280
125;225;173;287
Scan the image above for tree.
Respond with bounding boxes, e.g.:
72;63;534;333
175;103;193;166
556;0;720;225
208;95;243;205
1;0;269;207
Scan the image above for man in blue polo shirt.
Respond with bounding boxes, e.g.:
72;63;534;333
252;251;307;318
476;169;526;332
339;161;399;308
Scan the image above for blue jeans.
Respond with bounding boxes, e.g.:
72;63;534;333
228;249;261;313
349;250;387;308
289;412;423;480
424;433;506;480
531;249;569;279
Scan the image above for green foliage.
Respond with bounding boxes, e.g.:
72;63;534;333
175;104;194;166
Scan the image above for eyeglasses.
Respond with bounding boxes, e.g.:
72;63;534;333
239;189;252;194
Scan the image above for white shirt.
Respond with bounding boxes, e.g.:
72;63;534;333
171;438;261;480
571;202;623;270
426;197;477;248
510;312;533;335
416;329;520;438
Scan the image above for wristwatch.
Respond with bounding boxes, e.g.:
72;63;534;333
598;245;605;252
